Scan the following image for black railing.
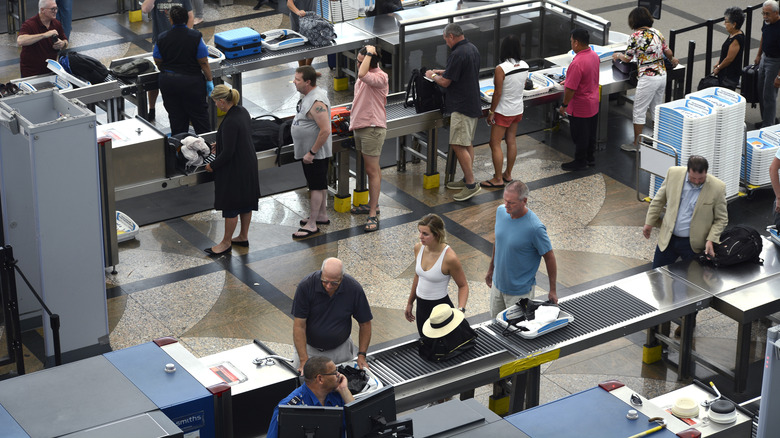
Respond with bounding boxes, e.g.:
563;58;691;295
0;245;62;378
667;2;764;95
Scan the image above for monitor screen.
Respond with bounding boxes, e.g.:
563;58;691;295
344;386;398;438
278;405;343;438
638;0;662;19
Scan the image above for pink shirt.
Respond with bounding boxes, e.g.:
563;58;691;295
565;47;600;118
350;67;389;130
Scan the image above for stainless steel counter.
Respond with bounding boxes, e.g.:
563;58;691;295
659;239;780;393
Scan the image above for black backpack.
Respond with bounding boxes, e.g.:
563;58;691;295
701;226;764;267
250;115;293;166
404;67;444;114
418;319;477;362
110;58;156;81
60;51;109;84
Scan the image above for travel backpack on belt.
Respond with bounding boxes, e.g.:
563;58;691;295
250;115;292;166
298;13;337;47
418;319;477;362
700;226;764;267
404;67;444;114
60;51;109;84
110;58;156;81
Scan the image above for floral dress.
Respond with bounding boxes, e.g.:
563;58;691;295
625;27;669;77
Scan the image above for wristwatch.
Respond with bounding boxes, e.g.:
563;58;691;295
357;351;367;357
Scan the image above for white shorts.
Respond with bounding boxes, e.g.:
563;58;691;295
633;74;666;125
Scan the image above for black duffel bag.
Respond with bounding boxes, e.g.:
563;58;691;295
250;114;292;166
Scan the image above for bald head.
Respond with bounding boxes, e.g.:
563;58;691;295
321;258;344;278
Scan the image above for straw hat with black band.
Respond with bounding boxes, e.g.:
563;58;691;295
422;304;465;339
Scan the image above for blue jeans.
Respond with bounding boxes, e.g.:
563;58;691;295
652;235;697;269
56;0;72;39
758;54;780;127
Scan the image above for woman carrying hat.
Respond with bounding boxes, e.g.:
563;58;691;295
405;214;469;335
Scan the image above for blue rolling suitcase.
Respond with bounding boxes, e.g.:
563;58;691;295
215;27;263;59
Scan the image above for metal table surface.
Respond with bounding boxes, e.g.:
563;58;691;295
662;239;780;392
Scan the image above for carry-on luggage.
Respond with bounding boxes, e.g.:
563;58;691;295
215;27;263;59
741;64;760;107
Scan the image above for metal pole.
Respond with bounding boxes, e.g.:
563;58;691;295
1;246;26;375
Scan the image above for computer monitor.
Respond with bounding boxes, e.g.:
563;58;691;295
278;405;343;438
638;0;662;19
344;385;413;438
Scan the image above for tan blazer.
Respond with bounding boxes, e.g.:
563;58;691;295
645;166;728;253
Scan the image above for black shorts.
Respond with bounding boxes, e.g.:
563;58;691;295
302;158;329;190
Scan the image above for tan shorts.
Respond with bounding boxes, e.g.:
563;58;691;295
490;284;534;319
449;112;478;146
354;126;387;157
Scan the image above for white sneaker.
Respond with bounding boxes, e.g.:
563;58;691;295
620;143;639;152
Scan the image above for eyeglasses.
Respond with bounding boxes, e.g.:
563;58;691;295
321;278;341;287
47;7;58;12
319;371;339;377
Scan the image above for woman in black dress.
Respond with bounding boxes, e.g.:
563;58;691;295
712;7;745;90
204;85;260;255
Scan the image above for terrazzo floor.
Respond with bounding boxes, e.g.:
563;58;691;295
0;1;778;436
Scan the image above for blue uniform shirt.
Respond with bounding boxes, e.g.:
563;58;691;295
266;382;346;438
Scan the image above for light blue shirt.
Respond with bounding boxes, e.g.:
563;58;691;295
672;176;703;237
493;206;552;295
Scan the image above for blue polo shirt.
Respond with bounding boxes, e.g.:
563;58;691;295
267;382;346;438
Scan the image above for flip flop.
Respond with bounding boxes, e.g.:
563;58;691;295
502;176;514;183
350;204;379;215
364;216;379;233
480;180;505;188
292;227;320;239
300;219;331;226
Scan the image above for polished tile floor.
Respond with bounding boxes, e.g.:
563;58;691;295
1;0;778;430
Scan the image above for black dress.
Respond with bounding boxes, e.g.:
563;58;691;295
717;33;745;89
210;105;260;212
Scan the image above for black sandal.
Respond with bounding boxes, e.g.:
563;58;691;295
364;216;379;233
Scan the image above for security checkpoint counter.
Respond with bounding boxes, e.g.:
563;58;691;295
365;267;713;415
656;238;780;394
545;36;686;145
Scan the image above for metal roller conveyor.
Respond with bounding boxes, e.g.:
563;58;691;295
482;285;657;356
364;270;714;412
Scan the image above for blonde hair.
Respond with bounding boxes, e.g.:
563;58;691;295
211;84;240;103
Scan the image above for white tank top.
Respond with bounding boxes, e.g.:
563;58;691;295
495;59;529;117
415;245;451;300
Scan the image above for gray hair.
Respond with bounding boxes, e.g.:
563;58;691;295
39;0;55;10
321;257;345;277
765;0;779;13
444;23;464;38
505;180;529;200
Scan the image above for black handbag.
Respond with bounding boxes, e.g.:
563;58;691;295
697;75;721;91
612;57;638;86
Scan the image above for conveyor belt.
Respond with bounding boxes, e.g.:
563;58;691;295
486;285;657;355
370;330;516;386
220;45;320;68
370;286;655;387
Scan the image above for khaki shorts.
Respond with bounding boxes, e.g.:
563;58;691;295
449;112;478;146
354;126;387;157
490;284;534;319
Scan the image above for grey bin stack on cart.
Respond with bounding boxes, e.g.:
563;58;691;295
0;90;110;363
